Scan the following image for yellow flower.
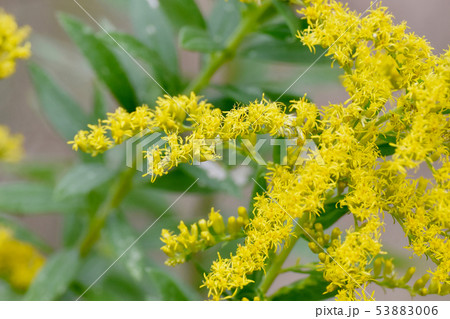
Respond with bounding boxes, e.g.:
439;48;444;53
0;125;24;162
161;207;249;266
0;227;45;291
0;8;31;79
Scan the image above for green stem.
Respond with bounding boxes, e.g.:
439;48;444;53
184;1;272;94
79;167;135;256
280;263;317;274
376;106;404;126
259;224;303;295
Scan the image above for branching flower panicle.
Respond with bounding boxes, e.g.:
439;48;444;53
70;0;450;301
161;207;249;266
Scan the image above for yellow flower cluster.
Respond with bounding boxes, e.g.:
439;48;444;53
299;0;449;166
71;93;304;179
317;151;384;300
0;125;23;162
202;157;339;299
298;0;449;299
73;0;450;301
161;207;249;266
380;161;450;291
0;227;45;291
0;8;31;79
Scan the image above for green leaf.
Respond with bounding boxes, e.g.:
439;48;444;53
58;14;138;111
376;133;397;157
264;90;305;106
0;182;75;214
92;82;107;121
99;32;181;94
104;213;146;281
181;163;240;197
258;22;294;40
74;254;151;301
147;268;193;301
79;272;147;300
25;249;80;300
142;166;215;194
377;142;396;157
316;198;348;230
28;62;88;141
239;35;328;64
270;271;334;301
271;0;302;36
208;0;242;43
130;0;179;78
179;26;224;52
124;187;177;219
0;160;67;184
102;32;160;64
215;84;304;107
62;211;88;248
54;164;116;199
0;283;22;301
215;85;263;104
0;214;51;253
159;0;206;32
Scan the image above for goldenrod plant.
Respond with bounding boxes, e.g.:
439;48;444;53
0;0;448;301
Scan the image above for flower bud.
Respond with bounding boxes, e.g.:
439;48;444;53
236;216;246;228
400;267;415;284
428;278;440;294
201;231;216;246
326;283;338;293
331;228;341;241
317;237;324;247
373;258;383;277
413;279;424;291
417;177;428;194
318;252;327;263
308;242;321;254
178;221;189;236
227;216;240;236
209;208;225;235
383;259;393;276
323;234;330;245
238;206;249;224
413;274;430;292
419;288;428;296
314;223;323;233
198;219;208;232
190;224;199;240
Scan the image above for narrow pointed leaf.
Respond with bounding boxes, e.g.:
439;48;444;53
58;13;138;111
28;62;88;140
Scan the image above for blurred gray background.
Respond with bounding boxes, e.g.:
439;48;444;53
1;0;449;300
